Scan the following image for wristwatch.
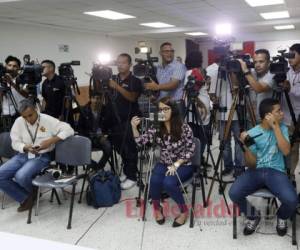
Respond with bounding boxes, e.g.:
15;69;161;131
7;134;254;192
174;162;180;169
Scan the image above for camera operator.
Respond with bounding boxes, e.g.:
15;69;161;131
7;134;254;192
184;51;211;161
77;93;112;170
237;49;275;120
0;56;27;130
281;43;300;179
207;56;245;177
41;60;65;120
144;42;186;100
229;98;297;237
103;53;142;190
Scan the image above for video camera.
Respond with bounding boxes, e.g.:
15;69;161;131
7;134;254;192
16;54;42;96
184;74;206;99
89;63;115;95
133;47;159;97
59;60;81;95
270;49;295;83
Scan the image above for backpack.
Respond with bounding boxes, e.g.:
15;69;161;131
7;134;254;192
86;170;121;208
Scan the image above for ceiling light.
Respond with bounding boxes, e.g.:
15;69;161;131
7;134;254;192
274;24;295;30
97;52;111;65
0;0;22;2
260;11;289;20
140;22;175;28
215;23;232;36
184;32;207;36
245;0;284;7
84;10;135;20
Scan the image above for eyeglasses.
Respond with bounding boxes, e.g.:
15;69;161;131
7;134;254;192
161;49;175;54
159;107;171;112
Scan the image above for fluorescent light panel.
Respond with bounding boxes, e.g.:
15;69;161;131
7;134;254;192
245;0;284;7
0;0;22;2
84;10;135;20
260;11;289;19
140;22;175;28
185;32;207;36
274;24;295;30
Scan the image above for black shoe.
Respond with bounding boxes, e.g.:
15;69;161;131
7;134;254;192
243;215;261;235
172;215;187;228
276;218;287;236
221;168;233;176
155;206;165;225
233;167;245;178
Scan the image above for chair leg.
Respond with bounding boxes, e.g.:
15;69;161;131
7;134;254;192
199;173;207;208
233;203;237;239
50;189;54;202
35;187;41;216
27;196;35;224
53;189;61;205
2;192;5;209
78;165;89;203
189;182;197;228
292;212;297;245
67;183;76;229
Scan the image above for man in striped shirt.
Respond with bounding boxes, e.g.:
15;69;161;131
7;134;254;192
144;42;186;100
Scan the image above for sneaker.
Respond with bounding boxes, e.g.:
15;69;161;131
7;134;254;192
221;168;233;176
121;179;136;190
243;216;261;235
276;218;287;236
119;174;127;183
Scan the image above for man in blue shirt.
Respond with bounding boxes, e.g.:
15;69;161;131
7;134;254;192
144;42;186;100
229;98;297;237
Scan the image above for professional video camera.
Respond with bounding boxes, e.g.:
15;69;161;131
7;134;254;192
16;54;42;96
133;47;159;96
184;73;206;99
270;49;295;83
59;60;81;95
89;63;115;95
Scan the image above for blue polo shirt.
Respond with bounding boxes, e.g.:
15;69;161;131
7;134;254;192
248;123;289;172
156;60;186;100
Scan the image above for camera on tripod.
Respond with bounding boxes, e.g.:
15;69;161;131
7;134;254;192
226;54;254;73
15;54;42;96
90;62;116;95
184;73;206;99
270;49;295;84
59;61;80;81
133;47;159;96
0;63;9;92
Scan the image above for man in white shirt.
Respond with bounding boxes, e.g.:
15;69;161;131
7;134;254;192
281;43;300;178
0;99;74;212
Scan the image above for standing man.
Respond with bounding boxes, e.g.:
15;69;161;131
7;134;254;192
144;42;186;100
0;99;74;212
103;53;142;189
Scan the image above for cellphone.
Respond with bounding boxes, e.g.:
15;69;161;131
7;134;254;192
33;146;40;150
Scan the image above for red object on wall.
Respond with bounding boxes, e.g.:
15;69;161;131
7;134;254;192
243;41;255;56
208;49;216;65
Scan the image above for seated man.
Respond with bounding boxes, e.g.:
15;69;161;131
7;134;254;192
77;93;112;170
0;99;74;212
229;98;298;236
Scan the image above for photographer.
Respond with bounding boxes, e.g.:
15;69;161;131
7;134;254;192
207;57;245;177
144;42;186;100
0;56;27;130
281;43;300;178
184;51;211;160
238;49;275;120
131;97;195;227
229;98;297;236
0;99;74;212
41;60;65;120
103;53;142;190
77;93;112;170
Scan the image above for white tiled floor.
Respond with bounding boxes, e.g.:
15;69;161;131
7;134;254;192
0;146;299;250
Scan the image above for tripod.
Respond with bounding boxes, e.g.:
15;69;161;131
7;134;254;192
206;70;256;211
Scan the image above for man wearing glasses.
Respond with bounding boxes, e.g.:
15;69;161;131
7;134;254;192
144;42;186;101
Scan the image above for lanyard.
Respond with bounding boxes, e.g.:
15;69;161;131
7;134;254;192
25;116;40;145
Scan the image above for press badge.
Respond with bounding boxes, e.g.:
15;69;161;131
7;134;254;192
28;152;35;159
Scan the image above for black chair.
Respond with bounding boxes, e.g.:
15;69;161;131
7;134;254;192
27;135;91;229
0;132;17;209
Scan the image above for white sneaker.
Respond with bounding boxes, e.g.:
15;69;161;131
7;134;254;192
121;179;136;190
119;174;127;183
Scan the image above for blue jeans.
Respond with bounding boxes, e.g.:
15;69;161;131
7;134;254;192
0;153;50;203
229;168;298;220
219;120;244;170
150;163;194;213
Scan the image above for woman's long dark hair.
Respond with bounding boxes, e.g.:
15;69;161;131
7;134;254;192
158;96;183;142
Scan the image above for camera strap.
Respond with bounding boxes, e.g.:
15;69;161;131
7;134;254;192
25;115;40;145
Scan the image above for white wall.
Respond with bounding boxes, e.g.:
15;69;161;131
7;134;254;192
0;22;160;85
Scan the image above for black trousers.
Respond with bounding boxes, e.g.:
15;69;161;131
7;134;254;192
109;121;138;181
